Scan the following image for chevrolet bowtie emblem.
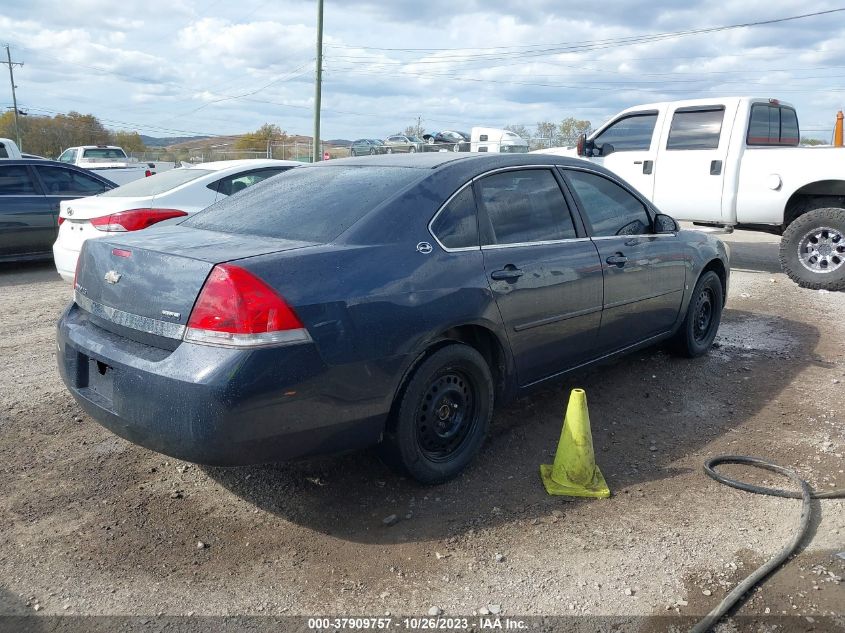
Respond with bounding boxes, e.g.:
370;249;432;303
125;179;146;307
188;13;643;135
104;270;122;284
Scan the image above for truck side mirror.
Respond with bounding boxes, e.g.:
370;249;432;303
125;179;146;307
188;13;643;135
654;213;679;234
576;133;587;156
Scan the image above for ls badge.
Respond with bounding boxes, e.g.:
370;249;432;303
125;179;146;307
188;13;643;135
104;270;122;284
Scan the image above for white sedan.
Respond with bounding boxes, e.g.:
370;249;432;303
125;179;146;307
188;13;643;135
53;159;299;282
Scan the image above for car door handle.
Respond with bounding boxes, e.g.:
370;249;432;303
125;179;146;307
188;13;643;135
490;267;524;280
606;254;628;267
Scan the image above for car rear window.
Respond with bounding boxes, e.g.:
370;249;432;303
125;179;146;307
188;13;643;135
100;169;212;197
184;165;422;242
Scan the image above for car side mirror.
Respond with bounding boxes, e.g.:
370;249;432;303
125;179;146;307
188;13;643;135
598;143;615;157
654;213;679;234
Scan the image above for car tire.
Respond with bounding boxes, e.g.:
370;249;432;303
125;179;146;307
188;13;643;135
452;143;460;152
350;149;357;157
369;148;376;155
779;207;845;290
379;344;494;484
386;148;393;154
672;270;723;358
409;146;416;153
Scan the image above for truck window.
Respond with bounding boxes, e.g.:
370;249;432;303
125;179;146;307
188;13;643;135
81;148;128;159
666;107;725;150
58;149;77;163
747;104;800;146
0;143;7;159
592;112;657;151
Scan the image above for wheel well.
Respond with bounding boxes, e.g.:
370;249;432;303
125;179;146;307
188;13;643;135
385;325;509;435
784;181;845;227
701;259;727;305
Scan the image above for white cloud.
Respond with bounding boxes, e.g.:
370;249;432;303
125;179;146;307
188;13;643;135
0;0;842;140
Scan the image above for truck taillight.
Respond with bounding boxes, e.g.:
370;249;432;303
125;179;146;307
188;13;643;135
90;208;187;232
58;217;65;226
184;264;311;348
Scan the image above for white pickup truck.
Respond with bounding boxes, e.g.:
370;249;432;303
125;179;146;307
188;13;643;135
535;97;845;290
57;145;174;185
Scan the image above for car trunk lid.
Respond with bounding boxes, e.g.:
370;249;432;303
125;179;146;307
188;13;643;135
74;225;315;347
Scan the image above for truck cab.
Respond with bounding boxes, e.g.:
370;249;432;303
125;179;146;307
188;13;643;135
539;97;845;290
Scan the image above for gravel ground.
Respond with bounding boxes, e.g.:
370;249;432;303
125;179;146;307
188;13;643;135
0;229;843;631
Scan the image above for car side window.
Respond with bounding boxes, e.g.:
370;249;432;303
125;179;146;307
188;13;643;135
214;168;288;196
35;166;106;195
477;169;576;245
58;149;77;163
0;165;37;194
0;143;8;159
431;185;479;249
565;170;652;237
592;112;658;151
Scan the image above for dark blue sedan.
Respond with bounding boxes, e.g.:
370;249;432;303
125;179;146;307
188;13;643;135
0;159;115;262
57;154;729;483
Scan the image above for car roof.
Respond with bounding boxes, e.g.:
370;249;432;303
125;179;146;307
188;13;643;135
317;152;589;170
1;158;86;168
184;159;301;171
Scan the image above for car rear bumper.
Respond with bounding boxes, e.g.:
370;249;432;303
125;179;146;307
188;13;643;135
56;303;387;465
53;241;80;282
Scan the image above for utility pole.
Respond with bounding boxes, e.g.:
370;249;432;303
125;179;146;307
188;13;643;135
3;45;23;150
312;0;324;162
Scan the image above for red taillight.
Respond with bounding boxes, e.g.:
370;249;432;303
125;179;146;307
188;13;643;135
90;208;187;232
112;248;131;258
144;169;152;177
58;216;65;226
184;264;310;348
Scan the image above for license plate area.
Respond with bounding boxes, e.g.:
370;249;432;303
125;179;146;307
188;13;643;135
86;358;114;404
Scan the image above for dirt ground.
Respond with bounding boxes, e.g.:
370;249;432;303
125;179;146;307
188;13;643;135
0;228;843;631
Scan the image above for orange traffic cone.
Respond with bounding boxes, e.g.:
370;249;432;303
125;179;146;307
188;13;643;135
540;388;611;498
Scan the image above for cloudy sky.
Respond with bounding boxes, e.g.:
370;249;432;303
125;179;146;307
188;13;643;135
2;0;845;141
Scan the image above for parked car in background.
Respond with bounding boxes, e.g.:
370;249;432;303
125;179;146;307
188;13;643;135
471;127;530;153
52;159;299;281
350;139;387;156
383;134;424;153
57;153;728;484
0;159;116;262
535;96;845;290
58;145;174;185
423;130;471;152
0;137;23;159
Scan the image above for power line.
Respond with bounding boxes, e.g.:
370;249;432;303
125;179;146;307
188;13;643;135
328;8;845;54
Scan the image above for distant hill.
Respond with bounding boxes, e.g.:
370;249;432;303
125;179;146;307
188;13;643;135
140;135;211;148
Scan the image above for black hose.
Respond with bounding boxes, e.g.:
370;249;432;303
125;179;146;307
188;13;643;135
691;455;845;633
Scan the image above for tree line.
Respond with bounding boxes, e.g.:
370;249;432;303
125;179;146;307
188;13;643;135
0;111;146;158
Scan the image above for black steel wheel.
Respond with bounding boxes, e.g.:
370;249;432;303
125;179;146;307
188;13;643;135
672;270;723;357
379;344;493;484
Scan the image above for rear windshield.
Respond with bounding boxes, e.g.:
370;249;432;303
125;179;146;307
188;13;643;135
184;165;422;242
100;169;212;197
82;148;127;159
